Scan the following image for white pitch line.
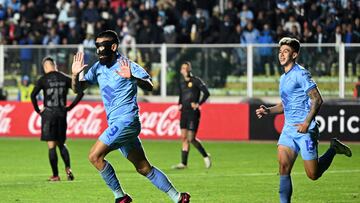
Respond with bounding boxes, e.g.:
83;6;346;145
0;169;359;186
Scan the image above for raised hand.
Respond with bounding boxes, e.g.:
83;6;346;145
116;58;131;79
72;52;88;75
255;105;270;119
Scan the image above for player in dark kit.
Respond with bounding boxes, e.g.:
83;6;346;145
172;61;211;169
31;56;84;181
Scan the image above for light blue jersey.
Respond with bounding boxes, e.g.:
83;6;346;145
84;55;150;122
278;63;319;160
84;54;150;156
279;63;317;128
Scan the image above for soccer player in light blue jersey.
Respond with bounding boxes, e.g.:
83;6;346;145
256;37;352;203
71;30;190;203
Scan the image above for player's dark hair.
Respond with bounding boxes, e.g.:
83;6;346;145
181;61;193;77
279;37;300;53
95;30;119;45
42;56;56;66
182;61;192;71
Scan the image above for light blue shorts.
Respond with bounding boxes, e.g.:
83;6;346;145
99;117;142;158
278;124;319;160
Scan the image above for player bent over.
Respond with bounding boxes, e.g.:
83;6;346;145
256;37;352;203
31;57;84;181
71;30;190;203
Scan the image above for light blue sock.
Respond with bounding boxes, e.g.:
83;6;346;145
146;167;180;203
279;175;292;203
100;160;125;199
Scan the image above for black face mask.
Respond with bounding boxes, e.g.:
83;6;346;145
95;40;117;65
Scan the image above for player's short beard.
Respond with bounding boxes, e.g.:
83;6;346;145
98;50;116;66
96;42;117;66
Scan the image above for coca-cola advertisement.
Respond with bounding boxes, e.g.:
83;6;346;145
0;101;249;141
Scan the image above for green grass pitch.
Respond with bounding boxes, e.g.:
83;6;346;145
0;138;359;203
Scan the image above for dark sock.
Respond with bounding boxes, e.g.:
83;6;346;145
49;148;58;176
58;144;71;168
181;150;189;165
279;175;292;203
191;139;208;157
317;147;336;178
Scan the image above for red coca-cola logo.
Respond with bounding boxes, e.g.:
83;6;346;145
140;105;180;137
28;104;105;136
274;114;285;133
0;104;15;133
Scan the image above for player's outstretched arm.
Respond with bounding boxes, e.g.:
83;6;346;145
255;103;283;118
71;52;88;93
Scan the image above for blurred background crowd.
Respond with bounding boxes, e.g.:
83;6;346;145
0;0;359;46
1;0;360;101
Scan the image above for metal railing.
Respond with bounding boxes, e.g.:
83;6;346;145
2;43;359;99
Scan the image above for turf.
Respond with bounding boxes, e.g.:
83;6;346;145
0;138;359;203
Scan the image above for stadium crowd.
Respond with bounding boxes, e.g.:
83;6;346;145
0;0;359;46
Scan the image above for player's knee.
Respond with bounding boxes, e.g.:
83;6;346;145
278;163;291;174
306;172;319;181
181;137;188;143
136;165;151;176
88;152;100;165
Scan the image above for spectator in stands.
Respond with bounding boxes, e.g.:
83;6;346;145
241;21;260;73
177;10;193;43
218;14;234;43
258;23;275;75
329;25;342;44
42;27;60;45
0;0;359;46
224;0;237;24
19;32;34;76
289;24;302;40
302;26;314;43
239;4;254;28
82;0;100;24
284;15;301;34
7;0;20;12
17;75;34;102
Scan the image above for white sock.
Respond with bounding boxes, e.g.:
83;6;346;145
167;187;180;203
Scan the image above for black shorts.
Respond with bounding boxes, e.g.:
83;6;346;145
41;108;67;143
180;109;201;132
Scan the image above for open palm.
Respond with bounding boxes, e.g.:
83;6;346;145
116;58;131;78
72;52;88;75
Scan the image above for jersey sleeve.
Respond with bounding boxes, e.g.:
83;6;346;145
194;77;210;105
130;61;151;80
63;73;72;88
297;69;317;93
30;77;43;113
83;63;99;84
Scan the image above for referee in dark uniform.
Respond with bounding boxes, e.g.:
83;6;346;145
172;61;212;169
31;56;83;181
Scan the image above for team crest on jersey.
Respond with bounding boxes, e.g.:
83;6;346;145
188;82;192;88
